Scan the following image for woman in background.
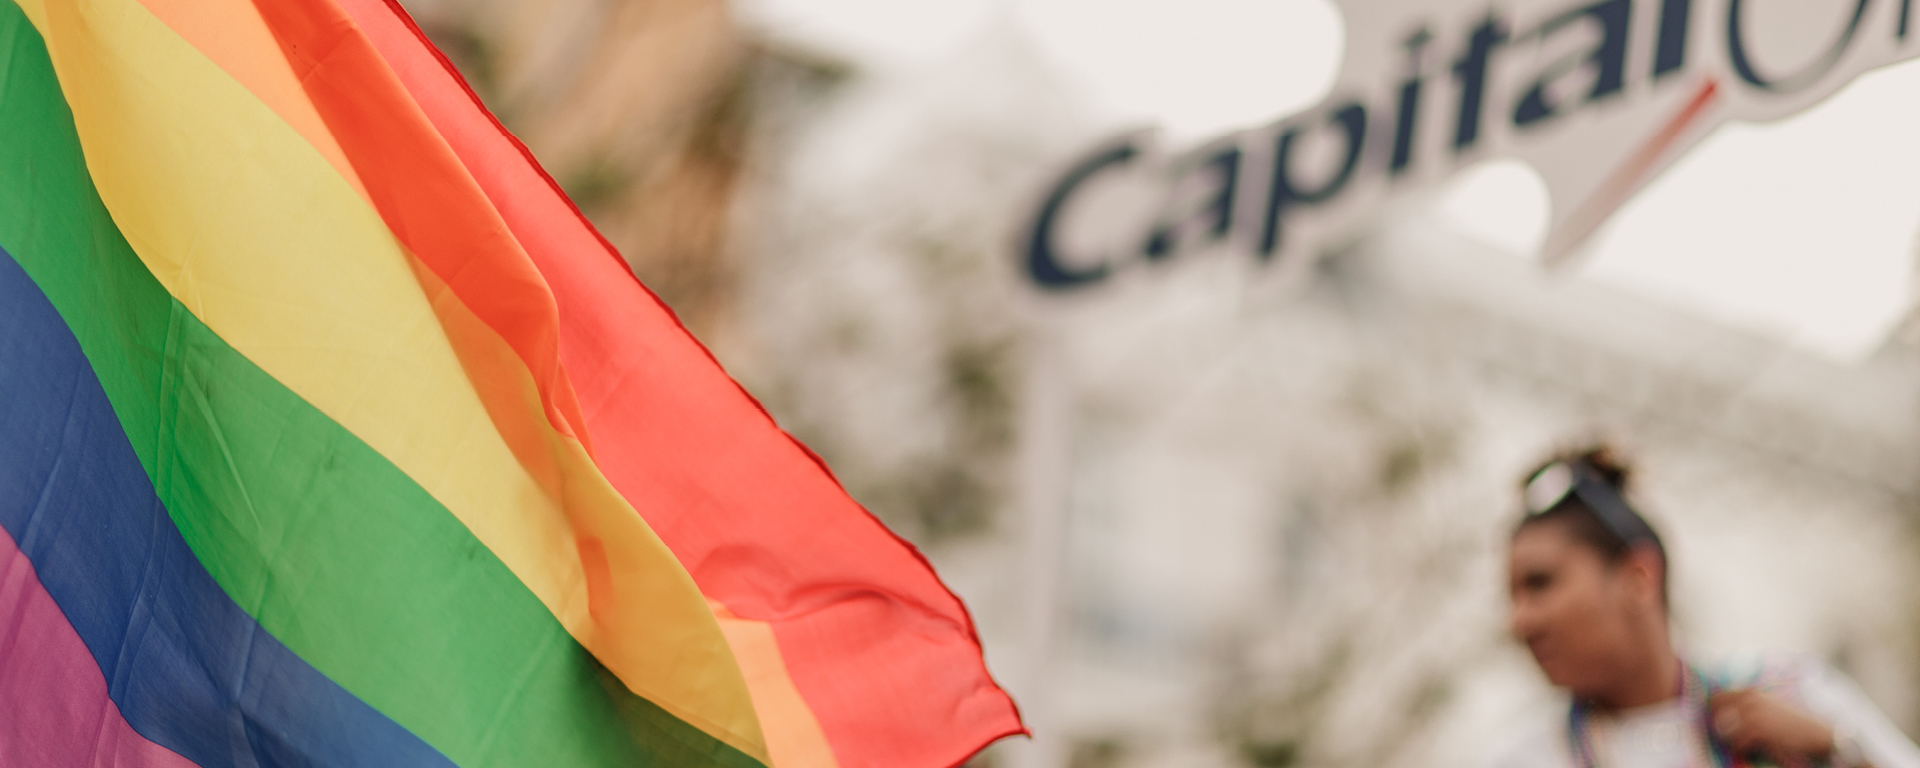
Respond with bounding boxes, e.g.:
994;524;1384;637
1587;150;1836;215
1491;447;1920;768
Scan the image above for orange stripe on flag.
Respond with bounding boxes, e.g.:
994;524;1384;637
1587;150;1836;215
710;601;843;768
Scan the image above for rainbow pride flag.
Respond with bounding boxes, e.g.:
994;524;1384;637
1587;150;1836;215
0;0;1022;766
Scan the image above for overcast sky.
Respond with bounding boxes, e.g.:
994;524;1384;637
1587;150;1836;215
738;0;1920;362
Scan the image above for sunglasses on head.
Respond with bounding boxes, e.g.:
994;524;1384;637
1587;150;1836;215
1523;458;1657;547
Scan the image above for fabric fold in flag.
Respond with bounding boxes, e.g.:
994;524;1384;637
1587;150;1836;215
0;0;1021;764
335;2;1028;766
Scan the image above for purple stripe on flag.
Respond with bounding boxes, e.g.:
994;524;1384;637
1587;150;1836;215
0;530;199;768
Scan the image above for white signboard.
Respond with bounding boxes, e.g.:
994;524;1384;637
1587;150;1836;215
1025;0;1920;290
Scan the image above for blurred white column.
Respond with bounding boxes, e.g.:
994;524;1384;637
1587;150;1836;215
1005;316;1073;768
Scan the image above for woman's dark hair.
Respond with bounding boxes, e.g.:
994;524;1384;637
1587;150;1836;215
1512;445;1669;605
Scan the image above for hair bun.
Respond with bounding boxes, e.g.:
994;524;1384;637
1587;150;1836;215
1573;445;1631;490
1522;443;1633;493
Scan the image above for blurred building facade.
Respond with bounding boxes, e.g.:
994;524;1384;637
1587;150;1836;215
399;3;1920;768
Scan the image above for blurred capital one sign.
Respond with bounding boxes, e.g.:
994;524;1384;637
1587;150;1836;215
1025;0;1920;290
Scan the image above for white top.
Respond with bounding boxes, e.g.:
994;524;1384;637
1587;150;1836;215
1488;657;1920;768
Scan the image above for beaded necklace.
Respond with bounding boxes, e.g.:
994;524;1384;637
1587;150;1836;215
1567;664;1746;768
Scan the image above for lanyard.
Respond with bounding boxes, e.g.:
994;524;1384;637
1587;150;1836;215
1567;663;1745;768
